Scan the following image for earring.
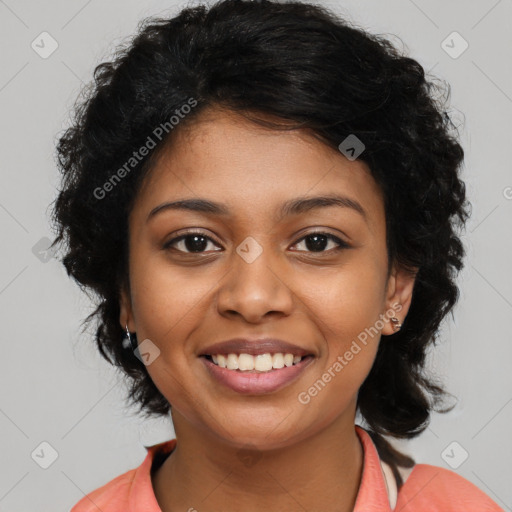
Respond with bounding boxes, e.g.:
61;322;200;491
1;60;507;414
125;324;139;352
390;317;402;332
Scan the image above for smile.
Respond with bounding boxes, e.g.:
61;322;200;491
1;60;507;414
200;354;315;394
205;352;304;372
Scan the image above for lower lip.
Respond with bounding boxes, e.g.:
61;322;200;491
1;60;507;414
200;356;315;395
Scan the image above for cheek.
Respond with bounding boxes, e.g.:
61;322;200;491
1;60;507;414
129;251;215;347
128;255;212;418
298;256;386;396
305;260;387;347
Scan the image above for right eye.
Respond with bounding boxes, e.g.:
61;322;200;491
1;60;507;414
163;231;223;254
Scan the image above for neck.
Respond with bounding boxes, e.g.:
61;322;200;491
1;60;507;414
152;411;364;512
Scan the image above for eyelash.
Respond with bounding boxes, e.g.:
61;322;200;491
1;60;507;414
163;230;350;254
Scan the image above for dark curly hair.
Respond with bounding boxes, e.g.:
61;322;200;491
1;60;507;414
50;0;469;488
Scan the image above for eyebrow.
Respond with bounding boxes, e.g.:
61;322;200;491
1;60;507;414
146;194;367;223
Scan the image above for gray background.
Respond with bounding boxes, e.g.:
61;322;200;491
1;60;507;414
0;0;511;510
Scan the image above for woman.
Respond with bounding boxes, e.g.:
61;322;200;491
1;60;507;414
51;0;502;510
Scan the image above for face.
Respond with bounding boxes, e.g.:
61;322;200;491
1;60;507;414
120;108;415;450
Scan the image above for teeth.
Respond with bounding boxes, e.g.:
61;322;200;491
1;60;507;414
238;353;254;371
254;353;272;371
272;353;284;369
208;352;304;371
226;353;239;370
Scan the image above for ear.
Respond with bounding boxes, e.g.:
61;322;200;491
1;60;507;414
119;283;136;333
381;263;417;336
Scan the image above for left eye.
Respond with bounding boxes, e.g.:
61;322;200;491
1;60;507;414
291;233;348;253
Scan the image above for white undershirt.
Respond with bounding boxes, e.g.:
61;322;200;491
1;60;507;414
379;460;415;510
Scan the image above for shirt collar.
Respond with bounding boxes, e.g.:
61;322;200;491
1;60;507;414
131;425;393;512
354;425;394;512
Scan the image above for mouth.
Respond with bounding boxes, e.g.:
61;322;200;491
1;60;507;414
199;353;315;394
200;352;312;372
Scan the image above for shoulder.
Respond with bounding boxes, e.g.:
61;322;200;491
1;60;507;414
69;469;136;511
69;439;176;511
396;463;504;511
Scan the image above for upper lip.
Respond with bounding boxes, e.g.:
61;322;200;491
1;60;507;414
199;338;313;357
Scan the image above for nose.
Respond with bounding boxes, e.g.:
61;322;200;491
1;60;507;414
216;242;294;323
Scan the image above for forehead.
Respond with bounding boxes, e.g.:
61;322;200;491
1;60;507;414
132;108;384;227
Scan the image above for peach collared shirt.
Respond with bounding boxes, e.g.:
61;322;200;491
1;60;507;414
70;426;503;511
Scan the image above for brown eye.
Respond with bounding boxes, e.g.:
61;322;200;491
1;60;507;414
164;232;222;253
291;232;349;253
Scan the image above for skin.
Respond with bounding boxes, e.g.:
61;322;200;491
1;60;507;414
120;107;416;512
